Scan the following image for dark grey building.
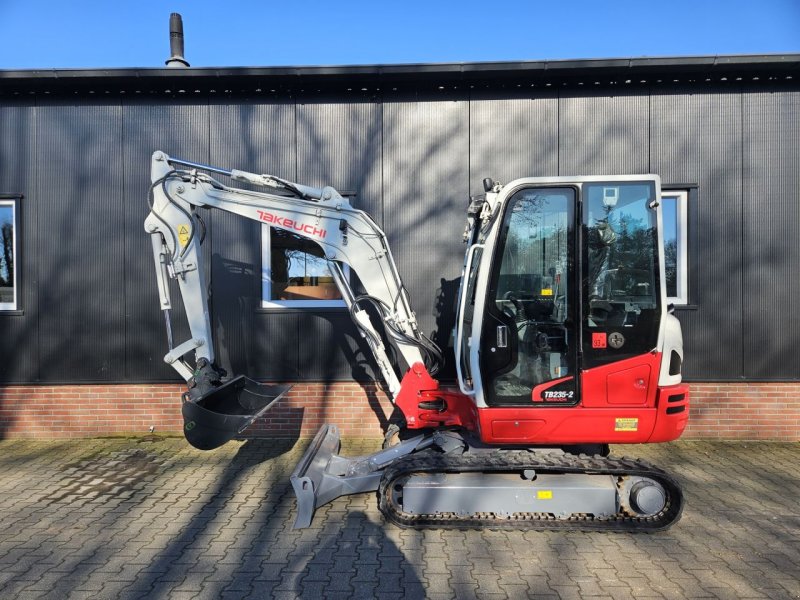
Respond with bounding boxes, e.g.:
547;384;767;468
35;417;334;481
1;54;799;439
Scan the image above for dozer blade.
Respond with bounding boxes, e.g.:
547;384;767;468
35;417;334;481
182;375;291;451
291;424;345;529
290;424;432;529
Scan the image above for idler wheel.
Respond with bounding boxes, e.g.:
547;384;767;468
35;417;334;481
629;480;667;515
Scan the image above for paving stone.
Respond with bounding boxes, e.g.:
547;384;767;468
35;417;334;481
0;439;799;600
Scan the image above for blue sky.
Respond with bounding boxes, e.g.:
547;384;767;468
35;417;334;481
0;0;798;69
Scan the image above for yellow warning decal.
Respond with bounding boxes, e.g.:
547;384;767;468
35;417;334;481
540;288;554;296
615;417;639;432
537;490;553;500
177;224;191;248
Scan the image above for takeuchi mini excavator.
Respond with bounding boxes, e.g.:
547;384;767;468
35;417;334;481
145;151;690;532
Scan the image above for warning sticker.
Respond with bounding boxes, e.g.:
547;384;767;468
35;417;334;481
537;490;553;500
177;224;190;248
615;418;639;432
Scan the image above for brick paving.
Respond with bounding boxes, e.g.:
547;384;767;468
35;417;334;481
0;437;797;599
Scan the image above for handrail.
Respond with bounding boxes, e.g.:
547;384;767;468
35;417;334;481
454;243;484;396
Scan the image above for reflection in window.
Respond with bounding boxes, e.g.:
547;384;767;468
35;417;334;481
489;189;575;404
585;183;660;327
0;199;17;311
261;226;345;307
661;191;688;304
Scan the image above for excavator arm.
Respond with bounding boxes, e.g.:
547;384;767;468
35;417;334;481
144;151;440;449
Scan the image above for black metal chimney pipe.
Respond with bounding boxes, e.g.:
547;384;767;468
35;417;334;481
165;13;190;68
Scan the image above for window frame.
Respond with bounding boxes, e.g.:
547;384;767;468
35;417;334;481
260;223;348;309
0;194;20;312
661;189;689;305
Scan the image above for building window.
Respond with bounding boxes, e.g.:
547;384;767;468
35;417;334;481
261;225;346;308
0;195;19;311
661;190;688;305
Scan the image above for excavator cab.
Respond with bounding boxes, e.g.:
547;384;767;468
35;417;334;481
456;177;686;445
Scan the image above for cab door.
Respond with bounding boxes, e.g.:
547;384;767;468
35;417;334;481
478;186;578;406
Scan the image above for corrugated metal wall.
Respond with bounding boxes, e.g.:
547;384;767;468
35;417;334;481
123;101;210;381
469;90;559;191
1;82;799;384
0;103;38;382
650;87;744;379
36;103;126;382
742;87;800;380
383;93;470;380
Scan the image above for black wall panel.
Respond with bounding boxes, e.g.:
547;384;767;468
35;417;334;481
559;92;649;175
650;89;744;380
208;101;299;380
0;104;39;382
296;98;383;223
382;96;470;369
249;312;299;380
469;91;559;193
122;101;211;380
297;313;375;382
36;102;125;382
742;89;800;379
294;99;385;381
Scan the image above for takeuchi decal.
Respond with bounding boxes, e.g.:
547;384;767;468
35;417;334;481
256;210;327;239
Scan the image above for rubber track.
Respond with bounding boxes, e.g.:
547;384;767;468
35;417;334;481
378;450;683;532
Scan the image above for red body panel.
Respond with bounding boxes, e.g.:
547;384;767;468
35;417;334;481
395;356;689;446
394;363;478;431
581;353;661;408
648;383;690;442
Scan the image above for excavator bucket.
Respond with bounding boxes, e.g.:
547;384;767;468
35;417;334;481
181;375;291;450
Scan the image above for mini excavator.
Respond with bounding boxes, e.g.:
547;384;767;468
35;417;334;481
145;151;689;531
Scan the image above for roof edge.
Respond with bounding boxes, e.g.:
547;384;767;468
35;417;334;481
1;53;799;81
